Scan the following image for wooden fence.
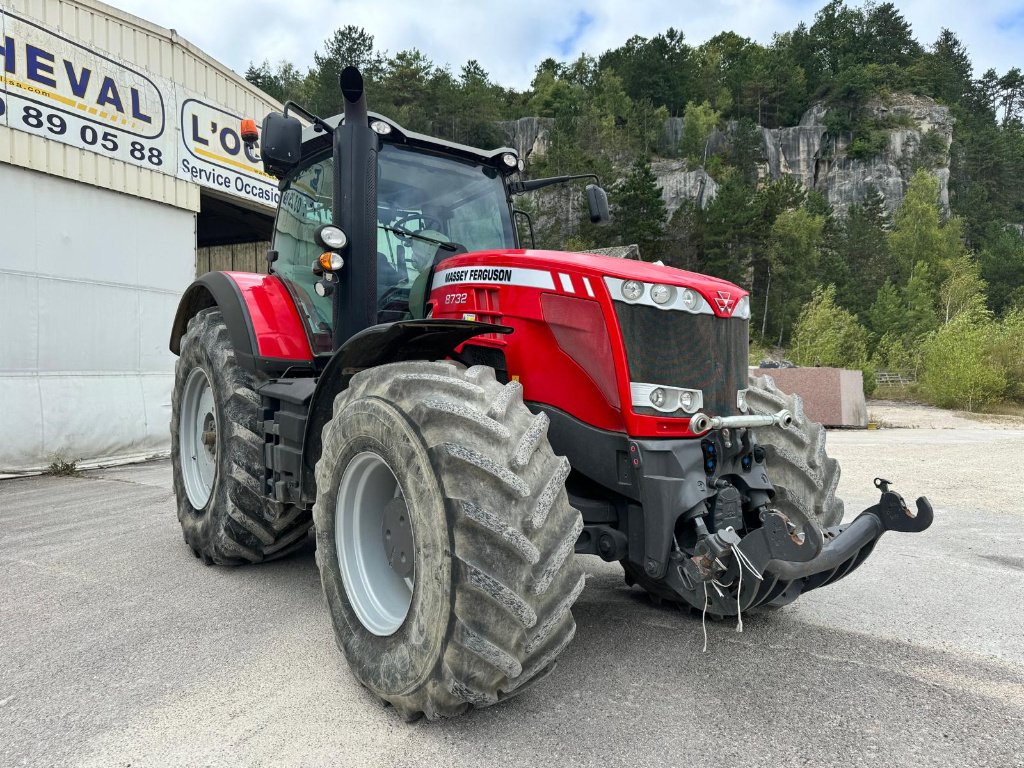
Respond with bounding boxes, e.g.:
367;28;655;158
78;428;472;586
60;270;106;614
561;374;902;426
196;241;271;276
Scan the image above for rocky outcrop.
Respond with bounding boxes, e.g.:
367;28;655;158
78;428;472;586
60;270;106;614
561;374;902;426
760;95;953;216
650;159;719;216
498;117;553;163
498;94;952;223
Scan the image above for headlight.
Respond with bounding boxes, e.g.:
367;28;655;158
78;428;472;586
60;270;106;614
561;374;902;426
650;284;675;305
370;120;392;135
630;383;703;414
649;388;666;408
501;152;518;168
734;295;751;319
621;280;644;301
604;277;714;314
314;225;348;250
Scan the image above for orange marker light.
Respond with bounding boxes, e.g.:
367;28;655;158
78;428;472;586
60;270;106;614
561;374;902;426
319;252;344;271
240;118;259;144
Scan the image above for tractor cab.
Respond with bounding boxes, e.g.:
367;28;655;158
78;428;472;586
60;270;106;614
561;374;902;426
268;115;523;354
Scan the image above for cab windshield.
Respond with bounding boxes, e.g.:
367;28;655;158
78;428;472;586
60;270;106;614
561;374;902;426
270;142;516;348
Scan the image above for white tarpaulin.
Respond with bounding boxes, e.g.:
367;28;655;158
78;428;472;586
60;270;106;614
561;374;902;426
0;163;195;471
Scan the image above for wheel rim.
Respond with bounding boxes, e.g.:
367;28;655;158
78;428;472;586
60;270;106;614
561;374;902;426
336;451;415;636
180;367;217;510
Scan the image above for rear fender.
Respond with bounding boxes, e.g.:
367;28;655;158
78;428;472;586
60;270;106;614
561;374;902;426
300;319;512;500
169;271;315;375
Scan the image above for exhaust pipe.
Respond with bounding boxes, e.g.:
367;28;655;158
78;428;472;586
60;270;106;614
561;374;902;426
689;409;793;434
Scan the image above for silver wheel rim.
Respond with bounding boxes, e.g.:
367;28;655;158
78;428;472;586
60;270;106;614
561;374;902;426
336;452;415;636
180;367;217;510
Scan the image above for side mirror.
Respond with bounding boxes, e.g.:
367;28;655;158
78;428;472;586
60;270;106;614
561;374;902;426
260;112;302;177
586;184;610;224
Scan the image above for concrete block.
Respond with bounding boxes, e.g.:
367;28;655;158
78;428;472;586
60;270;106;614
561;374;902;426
751;367;867;428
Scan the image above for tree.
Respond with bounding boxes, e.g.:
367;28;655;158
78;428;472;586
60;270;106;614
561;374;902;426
612;160;667;259
835;185;889;317
868;279;903;339
244;60;307;105
923;29;973;105
680;101;720;162
939;255;987;323
887;169;967;282
762;208;824;344
920;317;1006;410
978;225;1024;315
791;284;871;369
308;26;382;115
901;261;941;341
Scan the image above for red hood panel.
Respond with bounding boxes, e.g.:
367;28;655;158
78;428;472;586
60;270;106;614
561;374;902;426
434;249;747;318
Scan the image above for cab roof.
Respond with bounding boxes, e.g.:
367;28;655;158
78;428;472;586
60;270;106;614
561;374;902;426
300;112;520;175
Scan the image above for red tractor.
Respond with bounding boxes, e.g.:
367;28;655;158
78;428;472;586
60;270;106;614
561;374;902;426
169;68;932;719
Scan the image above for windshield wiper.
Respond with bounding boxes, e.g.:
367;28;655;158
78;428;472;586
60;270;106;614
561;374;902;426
379;224;458;251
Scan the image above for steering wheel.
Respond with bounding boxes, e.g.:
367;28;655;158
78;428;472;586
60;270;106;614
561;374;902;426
392;212;445;237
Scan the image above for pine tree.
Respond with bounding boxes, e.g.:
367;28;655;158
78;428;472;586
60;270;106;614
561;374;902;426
612;161;667;259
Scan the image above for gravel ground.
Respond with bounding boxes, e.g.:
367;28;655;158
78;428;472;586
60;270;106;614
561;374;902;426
1;406;1022;767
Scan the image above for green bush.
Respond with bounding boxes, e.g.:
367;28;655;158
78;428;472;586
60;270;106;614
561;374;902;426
791;285;875;393
920;317;1007;410
992;309;1024;401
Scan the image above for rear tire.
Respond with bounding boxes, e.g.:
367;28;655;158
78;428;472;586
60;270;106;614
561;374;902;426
170;308;312;564
313;361;585;720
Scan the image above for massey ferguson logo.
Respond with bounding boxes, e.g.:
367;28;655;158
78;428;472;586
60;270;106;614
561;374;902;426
714;291;735;314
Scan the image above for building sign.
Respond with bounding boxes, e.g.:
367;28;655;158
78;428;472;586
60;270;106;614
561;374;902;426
178;96;280;208
0;9;279;210
0;12;174;170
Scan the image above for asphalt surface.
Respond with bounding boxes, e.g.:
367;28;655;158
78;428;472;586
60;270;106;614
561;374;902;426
1;428;1023;767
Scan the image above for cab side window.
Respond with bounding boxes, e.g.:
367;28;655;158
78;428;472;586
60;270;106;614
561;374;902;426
272;156;334;332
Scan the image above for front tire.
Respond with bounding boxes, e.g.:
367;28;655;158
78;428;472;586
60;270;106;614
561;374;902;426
312;361;585;720
170;308;312;564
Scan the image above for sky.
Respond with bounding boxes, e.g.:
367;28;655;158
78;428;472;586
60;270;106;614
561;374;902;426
106;0;1024;89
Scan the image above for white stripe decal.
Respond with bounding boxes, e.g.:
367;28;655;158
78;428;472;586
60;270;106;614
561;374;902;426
583;277;595;297
559;273;575;293
431;266;556;292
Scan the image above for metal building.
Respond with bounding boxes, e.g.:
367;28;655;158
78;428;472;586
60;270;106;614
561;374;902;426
1;0;280;472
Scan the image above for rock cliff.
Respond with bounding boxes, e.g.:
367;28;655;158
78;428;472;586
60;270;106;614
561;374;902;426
759;95;952;216
499;94;953;222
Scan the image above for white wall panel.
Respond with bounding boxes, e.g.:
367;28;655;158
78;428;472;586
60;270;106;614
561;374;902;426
2;378;44;465
0;272;39;371
0;163;194;471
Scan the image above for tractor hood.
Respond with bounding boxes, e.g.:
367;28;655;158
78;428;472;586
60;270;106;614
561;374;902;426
432;249;748;320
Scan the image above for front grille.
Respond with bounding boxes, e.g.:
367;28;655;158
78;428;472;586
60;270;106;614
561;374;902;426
614;303;748;417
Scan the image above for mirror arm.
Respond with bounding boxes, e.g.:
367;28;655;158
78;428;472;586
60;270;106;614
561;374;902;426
282;101;335;135
509;174;600;194
513;209;536;249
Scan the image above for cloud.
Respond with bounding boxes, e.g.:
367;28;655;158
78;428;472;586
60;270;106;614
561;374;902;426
106;0;1022;89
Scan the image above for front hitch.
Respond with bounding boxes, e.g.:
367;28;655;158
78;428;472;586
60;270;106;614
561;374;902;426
664;480;934;615
743;479;932;587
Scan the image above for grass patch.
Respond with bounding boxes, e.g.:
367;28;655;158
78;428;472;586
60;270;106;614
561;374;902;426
46;456;80;476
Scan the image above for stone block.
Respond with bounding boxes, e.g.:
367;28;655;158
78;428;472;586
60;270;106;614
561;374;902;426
751;367;867;428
